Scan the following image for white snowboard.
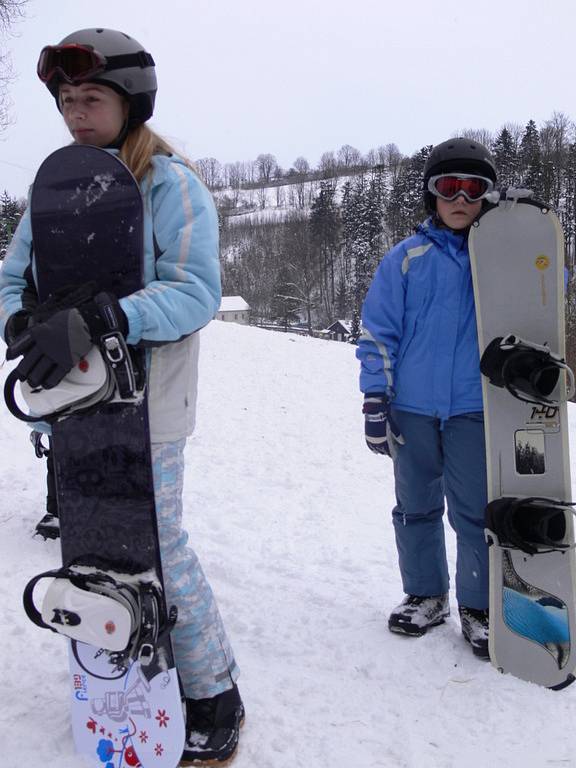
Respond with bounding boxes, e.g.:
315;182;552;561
469;193;576;689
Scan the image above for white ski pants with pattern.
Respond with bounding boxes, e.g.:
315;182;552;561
151;439;239;699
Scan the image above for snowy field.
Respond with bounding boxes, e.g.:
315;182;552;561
2;320;576;768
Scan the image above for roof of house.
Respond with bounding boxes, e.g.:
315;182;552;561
219;296;250;312
326;319;351;333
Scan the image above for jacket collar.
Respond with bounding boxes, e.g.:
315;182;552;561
417;216;469;256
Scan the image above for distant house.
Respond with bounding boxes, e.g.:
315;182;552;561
322;319;352;342
217;296;251;324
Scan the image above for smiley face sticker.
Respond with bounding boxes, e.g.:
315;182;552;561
535;254;550;270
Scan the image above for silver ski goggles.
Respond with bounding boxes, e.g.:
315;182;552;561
427;173;495;202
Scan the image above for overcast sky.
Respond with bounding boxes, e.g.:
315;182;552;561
1;0;575;197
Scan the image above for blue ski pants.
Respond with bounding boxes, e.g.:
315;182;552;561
390;410;489;610
151;439;239;699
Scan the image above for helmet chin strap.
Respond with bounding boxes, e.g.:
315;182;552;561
106;118;130;150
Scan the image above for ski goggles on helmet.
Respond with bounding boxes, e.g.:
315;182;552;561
37;44;107;84
37;44;155;86
427;173;494;203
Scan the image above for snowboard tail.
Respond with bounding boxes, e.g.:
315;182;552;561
469;192;576;689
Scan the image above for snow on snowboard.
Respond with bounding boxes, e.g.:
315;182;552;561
4;145;185;766
469;190;576;689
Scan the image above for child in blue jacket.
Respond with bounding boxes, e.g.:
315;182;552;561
357;137;498;659
0;28;243;764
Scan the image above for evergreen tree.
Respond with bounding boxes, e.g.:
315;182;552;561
492;128;520;190
385;146;430;242
271;265;301;330
0;189;23;260
341;170;388;335
561;142;576;268
310;181;339;322
518;120;543;197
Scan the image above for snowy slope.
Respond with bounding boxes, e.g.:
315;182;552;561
1;321;576;768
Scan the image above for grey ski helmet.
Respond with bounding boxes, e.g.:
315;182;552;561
39;28;157;125
423;138;497;213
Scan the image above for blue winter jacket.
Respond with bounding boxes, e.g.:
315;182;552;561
0;152;221;441
356;218;483;420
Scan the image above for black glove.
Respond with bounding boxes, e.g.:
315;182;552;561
6;308;93;389
362;393;404;457
4;310;33;345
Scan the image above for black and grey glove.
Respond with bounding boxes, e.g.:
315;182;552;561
6;308;93;389
5;291;128;390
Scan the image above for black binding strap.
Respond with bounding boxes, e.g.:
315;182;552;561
3;369;43;423
486;496;574;555
480;335;567;405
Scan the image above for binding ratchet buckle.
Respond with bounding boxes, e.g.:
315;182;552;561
100;332;138;399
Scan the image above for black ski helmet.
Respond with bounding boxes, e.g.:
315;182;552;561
40;28;157;126
423;138;497;213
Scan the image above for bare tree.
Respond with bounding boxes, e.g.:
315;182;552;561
256;153;278;183
195;157;222;189
540;111;572;207
337;144;362;169
275;184;285;208
382;143;404;179
364;148;378;167
0;1;27;132
456;128;494;148
0;0;25;29
319;150;337;179
293;156;310;175
256;185;267;210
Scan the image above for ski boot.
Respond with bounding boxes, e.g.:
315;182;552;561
388;594;449;637
459;606;489;659
181;684;245;765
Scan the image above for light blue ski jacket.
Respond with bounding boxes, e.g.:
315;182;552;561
0;153;221;441
357;218;483;421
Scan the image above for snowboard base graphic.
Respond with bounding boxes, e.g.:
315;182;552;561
469;193;576;689
70;645;183;768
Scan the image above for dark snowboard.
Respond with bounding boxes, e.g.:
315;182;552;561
28;145;185;767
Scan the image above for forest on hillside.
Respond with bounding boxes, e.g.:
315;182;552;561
199;115;576;366
2;113;576;365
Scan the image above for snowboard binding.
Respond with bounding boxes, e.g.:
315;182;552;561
486;496;575;556
23;565;178;669
480;334;575;405
3;282;145;424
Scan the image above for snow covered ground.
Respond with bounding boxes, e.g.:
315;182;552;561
2;320;576;768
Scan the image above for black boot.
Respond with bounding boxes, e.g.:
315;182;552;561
34;441;60;540
181;684;244;765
